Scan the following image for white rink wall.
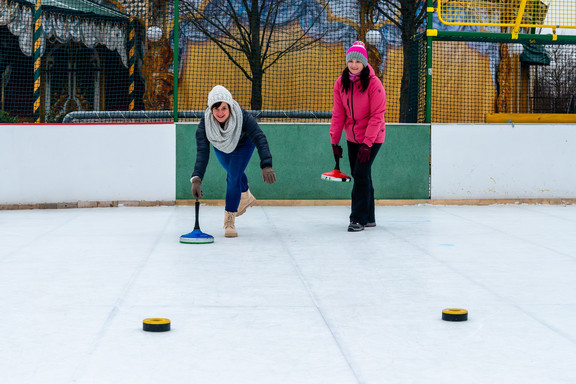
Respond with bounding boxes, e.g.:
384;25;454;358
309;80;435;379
431;124;576;199
2;123;576;204
0;124;175;204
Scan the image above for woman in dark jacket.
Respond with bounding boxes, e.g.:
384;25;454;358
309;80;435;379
191;85;276;237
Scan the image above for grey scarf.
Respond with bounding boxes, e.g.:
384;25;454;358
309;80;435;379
204;86;243;154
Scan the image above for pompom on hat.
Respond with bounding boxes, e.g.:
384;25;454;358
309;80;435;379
345;41;368;67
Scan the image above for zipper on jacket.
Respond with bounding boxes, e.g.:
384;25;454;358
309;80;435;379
348;85;357;143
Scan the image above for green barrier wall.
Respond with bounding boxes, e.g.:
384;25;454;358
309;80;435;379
176;123;430;200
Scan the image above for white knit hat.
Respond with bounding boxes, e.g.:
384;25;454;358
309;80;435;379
207;85;235;108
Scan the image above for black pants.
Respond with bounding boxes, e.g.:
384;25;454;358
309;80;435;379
347;141;382;225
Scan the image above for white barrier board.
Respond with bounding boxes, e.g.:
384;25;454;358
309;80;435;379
0;124;175;204
431;124;576;199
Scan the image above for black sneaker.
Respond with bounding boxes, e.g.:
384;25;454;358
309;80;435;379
365;222;376;228
348;222;364;232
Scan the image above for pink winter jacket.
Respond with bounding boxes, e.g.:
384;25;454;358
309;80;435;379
330;64;386;147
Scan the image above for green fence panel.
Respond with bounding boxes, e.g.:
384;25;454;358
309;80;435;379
176;123;430;200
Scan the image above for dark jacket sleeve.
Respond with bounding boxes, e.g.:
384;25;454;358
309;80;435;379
242;109;273;169
191;116;211;180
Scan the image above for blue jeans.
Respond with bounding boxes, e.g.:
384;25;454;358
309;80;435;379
214;141;255;212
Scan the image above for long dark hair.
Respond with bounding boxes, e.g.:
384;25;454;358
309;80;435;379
341;66;370;93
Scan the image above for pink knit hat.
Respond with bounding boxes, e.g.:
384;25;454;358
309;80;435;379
346;41;368;67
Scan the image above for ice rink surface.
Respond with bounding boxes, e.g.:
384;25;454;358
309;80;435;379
1;203;576;384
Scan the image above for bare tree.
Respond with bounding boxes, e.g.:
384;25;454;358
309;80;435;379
180;0;330;110
375;0;428;123
544;45;576;97
534;45;576;112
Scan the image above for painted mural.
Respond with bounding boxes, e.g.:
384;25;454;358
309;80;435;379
0;0;558;123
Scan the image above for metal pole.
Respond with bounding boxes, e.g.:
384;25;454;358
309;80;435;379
433;30;576;43
173;0;179;122
33;0;42;123
425;0;434;124
128;17;136;111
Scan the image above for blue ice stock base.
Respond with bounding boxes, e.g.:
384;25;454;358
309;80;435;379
180;229;214;244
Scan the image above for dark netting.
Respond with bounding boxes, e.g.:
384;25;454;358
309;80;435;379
431;35;576;123
2;0;430;124
1;25;34;122
169;17;426;124
2;0;574;124
1;0;133;123
164;0;428;124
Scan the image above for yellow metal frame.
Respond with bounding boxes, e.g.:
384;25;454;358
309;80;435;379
437;0;575;39
486;113;576;123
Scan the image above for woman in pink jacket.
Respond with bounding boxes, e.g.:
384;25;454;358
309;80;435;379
330;41;387;232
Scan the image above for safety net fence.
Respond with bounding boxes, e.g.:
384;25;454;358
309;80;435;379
0;0;574;124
